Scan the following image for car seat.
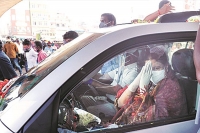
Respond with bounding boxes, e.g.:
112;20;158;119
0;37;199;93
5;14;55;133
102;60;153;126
172;49;197;114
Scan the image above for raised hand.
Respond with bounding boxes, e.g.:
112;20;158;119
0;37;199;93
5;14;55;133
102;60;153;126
159;2;175;15
139;61;152;91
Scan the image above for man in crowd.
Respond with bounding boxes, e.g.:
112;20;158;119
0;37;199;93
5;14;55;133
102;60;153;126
63;31;78;45
44;41;54;56
14;39;24;68
22;39;38;72
99;13;116;28
35;41;47;63
3;36;22;76
0;41;17;80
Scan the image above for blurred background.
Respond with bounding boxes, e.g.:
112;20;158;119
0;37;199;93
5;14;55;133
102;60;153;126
0;0;199;41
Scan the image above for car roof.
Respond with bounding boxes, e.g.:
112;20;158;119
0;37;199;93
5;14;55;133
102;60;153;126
1;22;199;132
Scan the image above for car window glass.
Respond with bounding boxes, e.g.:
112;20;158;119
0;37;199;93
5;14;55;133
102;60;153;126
0;33;104;113
58;41;197;132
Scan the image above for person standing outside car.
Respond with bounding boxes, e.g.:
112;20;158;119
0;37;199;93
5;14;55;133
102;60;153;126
63;31;78;45
99;13;116;28
44;41;54;56
15;39;24;67
98;13;119;74
131;0;174;23
22;39;38;72
35;41;47;63
194;26;200;83
0;41;17;80
144;0;175;22
3;36;22;76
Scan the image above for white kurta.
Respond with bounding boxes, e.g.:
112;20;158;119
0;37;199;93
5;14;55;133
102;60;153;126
25;48;38;69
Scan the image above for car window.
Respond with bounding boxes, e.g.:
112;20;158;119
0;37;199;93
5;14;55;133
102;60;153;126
57;41;197;132
0;33;104;113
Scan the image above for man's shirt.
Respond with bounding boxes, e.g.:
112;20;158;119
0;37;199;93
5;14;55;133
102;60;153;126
44;46;53;55
37;50;47;63
25;48;38;69
108;62;138;88
3;42;19;58
0;51;17;80
100;57;119;74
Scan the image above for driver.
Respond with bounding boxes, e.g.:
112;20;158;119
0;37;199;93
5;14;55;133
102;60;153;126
87;49;139;95
80;49;140;122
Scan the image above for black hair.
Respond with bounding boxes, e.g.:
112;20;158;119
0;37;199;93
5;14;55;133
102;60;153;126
159;0;170;9
148;52;169;66
35;41;43;49
16;39;19;43
22;39;31;46
149;52;176;79
6;36;11;40
101;13;116;25
63;31;78;40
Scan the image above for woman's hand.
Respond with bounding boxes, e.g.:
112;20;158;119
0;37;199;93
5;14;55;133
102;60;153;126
139;61;152;92
127;67;143;92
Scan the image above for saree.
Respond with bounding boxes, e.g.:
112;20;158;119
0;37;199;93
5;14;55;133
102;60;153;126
113;77;187;125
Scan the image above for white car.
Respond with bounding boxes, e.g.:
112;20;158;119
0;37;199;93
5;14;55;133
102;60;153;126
0;11;200;133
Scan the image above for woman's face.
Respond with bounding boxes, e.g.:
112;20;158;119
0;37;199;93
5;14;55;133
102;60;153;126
149;59;165;71
149;59;166;84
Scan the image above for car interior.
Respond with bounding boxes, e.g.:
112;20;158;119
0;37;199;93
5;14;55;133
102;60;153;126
57;41;198;132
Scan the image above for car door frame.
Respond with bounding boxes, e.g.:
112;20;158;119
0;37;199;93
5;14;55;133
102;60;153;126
17;24;200;133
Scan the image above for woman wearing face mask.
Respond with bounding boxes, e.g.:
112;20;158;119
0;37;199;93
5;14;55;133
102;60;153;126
112;46;187;125
35;41;47;63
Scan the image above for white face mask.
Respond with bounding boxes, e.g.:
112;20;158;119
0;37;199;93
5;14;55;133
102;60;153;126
150;69;165;85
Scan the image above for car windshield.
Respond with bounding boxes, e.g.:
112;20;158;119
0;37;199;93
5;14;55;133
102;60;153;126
0;32;104;112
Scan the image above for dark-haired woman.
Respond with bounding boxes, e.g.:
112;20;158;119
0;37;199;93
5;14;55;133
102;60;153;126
113;46;187;125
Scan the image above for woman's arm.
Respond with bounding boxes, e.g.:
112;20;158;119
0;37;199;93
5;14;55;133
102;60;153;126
194;26;200;83
144;2;175;22
117;88;133;107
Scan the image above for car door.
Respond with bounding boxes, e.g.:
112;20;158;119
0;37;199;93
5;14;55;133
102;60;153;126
19;22;200;133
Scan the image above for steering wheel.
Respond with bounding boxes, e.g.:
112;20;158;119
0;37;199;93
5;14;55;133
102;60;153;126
87;84;100;96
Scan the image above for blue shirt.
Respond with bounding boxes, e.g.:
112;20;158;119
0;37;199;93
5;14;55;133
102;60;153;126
101;57;119;74
44;46;53;55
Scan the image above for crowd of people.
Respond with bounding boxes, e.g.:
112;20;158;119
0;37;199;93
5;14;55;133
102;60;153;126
0;0;174;81
0;30;79;80
1;0;200;132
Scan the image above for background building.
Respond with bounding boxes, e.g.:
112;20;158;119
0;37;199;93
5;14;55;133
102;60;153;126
0;0;198;41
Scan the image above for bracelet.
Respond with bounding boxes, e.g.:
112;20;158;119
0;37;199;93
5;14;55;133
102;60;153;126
158;9;161;15
87;79;93;85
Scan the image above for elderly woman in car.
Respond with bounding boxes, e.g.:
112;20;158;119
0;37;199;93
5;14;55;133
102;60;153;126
112;46;187;124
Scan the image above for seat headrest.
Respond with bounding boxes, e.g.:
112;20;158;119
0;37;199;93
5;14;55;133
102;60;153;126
172;49;196;80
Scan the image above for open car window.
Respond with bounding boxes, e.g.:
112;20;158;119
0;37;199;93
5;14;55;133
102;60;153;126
58;41;197;132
